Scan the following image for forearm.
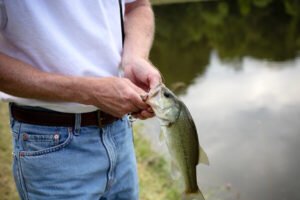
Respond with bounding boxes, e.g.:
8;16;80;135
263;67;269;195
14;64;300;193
123;0;154;61
0;53;90;104
0;53;149;117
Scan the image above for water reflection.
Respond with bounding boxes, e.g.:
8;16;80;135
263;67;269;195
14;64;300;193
151;0;300;88
142;1;300;200
142;52;300;200
187;53;300;200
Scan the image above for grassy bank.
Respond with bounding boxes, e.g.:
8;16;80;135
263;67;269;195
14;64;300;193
0;103;18;200
0;102;179;200
134;125;180;200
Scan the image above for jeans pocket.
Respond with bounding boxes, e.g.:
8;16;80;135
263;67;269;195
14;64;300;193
18;125;73;157
22;132;60;152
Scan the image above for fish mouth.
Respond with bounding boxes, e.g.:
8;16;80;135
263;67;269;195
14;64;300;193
145;84;162;108
146;83;174;111
147;83;164;99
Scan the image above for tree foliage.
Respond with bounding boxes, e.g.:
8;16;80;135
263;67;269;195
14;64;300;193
150;0;300;85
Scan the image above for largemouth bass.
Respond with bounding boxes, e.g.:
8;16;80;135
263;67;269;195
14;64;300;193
146;84;209;200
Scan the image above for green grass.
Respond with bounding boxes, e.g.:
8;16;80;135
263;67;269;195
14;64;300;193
134;125;181;200
0;103;19;200
0;102;180;200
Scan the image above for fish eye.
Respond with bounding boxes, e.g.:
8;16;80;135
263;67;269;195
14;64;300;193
163;92;171;98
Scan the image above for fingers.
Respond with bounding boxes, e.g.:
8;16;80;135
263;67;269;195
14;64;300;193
146;106;154;113
145;62;162;89
87;76;157;119
128;80;155;120
130;88;154;120
148;72;162;89
122;58;162;91
132;109;155;120
140;94;148;101
126;80;149;110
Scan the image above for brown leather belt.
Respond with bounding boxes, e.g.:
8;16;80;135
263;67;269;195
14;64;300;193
10;104;119;127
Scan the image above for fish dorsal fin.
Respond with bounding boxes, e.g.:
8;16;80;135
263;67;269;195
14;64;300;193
199;146;209;166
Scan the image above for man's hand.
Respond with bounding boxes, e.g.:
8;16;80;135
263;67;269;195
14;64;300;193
121;57;161;119
81;77;150;118
122;57;161;91
0;0;159;120
122;0;160;119
0;53;151;119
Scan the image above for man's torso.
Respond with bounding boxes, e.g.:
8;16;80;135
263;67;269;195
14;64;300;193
0;0;131;113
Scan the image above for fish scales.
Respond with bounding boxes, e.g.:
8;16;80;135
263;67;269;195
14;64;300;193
146;83;209;200
166;101;200;193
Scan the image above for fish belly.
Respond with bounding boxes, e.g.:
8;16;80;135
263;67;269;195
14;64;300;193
166;108;200;193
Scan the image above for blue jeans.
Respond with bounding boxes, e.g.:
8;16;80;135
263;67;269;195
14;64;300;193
9;113;139;200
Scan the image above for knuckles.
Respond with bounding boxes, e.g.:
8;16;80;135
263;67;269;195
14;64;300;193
92;76;151;118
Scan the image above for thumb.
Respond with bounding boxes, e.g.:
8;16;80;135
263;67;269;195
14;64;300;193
148;74;162;89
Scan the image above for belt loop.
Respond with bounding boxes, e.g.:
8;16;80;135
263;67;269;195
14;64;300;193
74;113;81;136
97;110;104;128
8;103;15;128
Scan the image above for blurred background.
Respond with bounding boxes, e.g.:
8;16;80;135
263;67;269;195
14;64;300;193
144;0;300;199
1;0;300;200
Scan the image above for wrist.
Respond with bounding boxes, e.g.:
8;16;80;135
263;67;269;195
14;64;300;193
72;76;98;105
121;55;149;69
122;42;150;65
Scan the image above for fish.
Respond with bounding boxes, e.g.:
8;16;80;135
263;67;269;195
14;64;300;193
146;83;209;200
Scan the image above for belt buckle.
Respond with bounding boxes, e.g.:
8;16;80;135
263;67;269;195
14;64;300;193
97;111;105;128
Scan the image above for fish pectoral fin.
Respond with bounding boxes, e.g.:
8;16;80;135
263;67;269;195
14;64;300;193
157;130;165;147
170;160;181;180
159;130;165;141
198;146;209;166
182;189;205;200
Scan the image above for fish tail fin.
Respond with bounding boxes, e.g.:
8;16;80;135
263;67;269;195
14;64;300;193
182;189;205;200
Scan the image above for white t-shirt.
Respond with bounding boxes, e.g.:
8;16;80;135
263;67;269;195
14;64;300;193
0;0;134;113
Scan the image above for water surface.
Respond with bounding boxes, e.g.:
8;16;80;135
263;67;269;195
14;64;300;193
141;1;300;200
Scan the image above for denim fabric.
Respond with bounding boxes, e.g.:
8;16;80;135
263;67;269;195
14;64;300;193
9;114;138;200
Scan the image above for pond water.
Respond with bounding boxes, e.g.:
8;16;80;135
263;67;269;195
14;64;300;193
140;1;300;200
